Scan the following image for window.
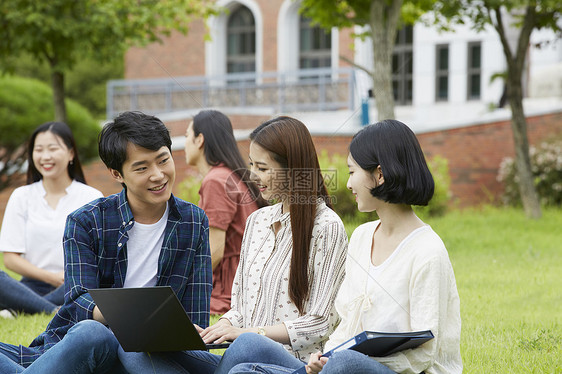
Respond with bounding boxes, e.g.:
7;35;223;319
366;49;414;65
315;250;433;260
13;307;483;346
467;42;481;100
299;16;331;70
392;26;413;105
435;44;449;101
227;6;256;74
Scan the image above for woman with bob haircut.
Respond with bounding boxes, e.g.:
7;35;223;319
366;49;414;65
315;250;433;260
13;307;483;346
122;116;348;374
0;122;102;315
215;119;462;374
185;109;267;314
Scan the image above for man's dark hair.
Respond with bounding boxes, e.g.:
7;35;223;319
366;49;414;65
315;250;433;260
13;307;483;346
99;111;172;174
349;119;434;206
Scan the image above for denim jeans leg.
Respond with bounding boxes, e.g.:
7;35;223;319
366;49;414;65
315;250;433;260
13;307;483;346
320;350;397;374
228;363;299;374
118;347;222;374
169;349;222;374
118;348;191;374
0;271;57;314
0;342;25;373
215;333;305;374
23;320;120;374
43;284;65;306
20;277;55;296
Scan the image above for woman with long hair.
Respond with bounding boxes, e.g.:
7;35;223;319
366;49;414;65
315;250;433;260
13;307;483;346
119;116;348;374
0;122;102;315
215;119;462;374
185;109;266;314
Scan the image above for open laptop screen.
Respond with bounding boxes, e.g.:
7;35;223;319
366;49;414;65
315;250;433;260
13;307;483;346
89;286;230;352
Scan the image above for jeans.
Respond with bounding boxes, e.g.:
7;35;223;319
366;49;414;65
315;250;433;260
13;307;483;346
0;271;58;314
21;276;65;305
0;319;123;373
217;334;397;374
215;333;305;374
312;350;396;374
118;348;221;374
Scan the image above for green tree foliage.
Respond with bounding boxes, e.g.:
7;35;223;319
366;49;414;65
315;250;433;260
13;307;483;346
0;76;100;191
0;0;217;123
300;0;435;120
434;0;562;219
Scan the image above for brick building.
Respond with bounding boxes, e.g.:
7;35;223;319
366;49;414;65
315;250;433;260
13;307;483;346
2;0;562;222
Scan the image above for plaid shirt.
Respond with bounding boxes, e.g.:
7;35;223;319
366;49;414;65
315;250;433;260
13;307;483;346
18;189;211;366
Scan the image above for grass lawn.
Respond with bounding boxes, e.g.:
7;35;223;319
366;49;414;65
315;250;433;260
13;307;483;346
1;206;560;372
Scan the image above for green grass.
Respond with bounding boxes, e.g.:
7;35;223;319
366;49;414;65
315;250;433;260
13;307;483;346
425;207;562;373
1;206;561;372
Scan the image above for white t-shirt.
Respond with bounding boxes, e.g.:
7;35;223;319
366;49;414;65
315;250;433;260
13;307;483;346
0;180;103;273
123;203;169;288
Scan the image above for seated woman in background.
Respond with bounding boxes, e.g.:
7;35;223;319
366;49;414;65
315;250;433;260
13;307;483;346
184;109;267;315
216;119;462;374
119;116;349;373
0;122;103;315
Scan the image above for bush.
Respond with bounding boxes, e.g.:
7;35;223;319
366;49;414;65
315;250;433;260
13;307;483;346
497;139;562;207
318;151;374;222
0;76;101;190
318;151;451;221
414;155;451;219
176;175;202;205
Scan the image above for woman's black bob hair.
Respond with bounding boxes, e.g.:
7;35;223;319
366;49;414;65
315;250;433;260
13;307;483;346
349;119;434;206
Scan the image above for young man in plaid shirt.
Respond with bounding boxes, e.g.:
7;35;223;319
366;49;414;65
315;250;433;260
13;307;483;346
0;111;212;373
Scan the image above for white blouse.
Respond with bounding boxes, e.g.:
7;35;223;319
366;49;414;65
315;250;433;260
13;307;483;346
0;180;103;273
222;201;348;360
325;221;462;374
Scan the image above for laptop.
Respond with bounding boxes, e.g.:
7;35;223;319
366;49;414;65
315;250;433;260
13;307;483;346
89;286;231;352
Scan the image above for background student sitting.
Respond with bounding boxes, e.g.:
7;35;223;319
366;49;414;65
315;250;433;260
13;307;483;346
184;109;267;315
0;121;102;315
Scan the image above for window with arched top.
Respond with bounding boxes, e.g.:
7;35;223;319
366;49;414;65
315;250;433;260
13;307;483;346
227;5;256;74
299;16;331;69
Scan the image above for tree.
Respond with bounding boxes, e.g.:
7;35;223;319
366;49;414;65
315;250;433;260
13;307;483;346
435;0;561;219
13;52;124;119
0;0;216;123
300;0;435;120
0;76;100;192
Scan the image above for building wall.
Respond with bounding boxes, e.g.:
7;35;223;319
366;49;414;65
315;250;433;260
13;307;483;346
1;111;560;225
125;19;207;79
125;0;354;80
418;111;562;205
120;1;562;139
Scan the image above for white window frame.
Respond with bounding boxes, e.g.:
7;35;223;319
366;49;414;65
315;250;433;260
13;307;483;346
277;0;339;76
206;0;263;82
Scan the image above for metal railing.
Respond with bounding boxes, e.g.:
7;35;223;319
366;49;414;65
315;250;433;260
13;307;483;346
106;67;358;119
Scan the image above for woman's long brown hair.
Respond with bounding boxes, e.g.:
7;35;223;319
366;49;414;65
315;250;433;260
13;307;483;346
250;116;331;315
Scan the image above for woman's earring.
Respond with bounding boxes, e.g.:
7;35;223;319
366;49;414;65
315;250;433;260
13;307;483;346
69;160;74;166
